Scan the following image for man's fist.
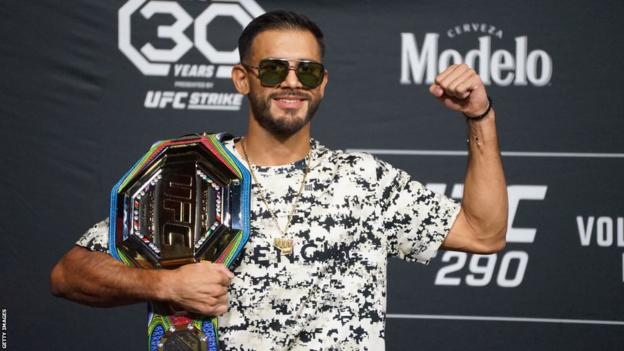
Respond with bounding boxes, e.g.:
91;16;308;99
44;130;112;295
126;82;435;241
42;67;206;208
429;64;490;118
160;261;234;316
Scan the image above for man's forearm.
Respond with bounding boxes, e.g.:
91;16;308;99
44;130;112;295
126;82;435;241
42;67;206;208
51;245;232;315
462;109;508;246
50;246;168;307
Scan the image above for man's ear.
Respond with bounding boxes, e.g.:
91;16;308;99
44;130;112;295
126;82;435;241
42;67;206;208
318;69;329;98
231;64;249;95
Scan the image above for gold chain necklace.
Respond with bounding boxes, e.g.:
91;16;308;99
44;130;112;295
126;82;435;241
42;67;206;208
240;138;311;255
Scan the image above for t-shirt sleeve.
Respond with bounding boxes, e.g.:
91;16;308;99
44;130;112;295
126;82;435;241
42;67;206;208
75;218;110;253
378;161;461;264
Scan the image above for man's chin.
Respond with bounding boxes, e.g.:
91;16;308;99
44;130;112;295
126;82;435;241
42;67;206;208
268;119;309;137
255;112;310;138
270;106;310;127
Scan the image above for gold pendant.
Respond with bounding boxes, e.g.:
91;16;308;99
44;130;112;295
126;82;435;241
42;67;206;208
274;238;294;255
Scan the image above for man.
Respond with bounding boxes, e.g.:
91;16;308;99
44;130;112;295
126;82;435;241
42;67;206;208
51;10;507;350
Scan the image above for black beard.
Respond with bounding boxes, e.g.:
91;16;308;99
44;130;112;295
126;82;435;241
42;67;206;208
248;89;321;138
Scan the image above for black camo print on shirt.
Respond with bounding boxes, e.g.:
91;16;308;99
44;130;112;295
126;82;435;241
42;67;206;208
76;138;460;350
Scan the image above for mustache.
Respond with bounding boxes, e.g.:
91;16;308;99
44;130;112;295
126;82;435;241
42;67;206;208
269;89;310;100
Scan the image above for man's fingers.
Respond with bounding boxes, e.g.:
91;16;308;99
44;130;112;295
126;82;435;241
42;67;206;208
184;292;228;316
208;272;229;286
167;262;233;317
429;84;444;97
216;293;228;305
206;283;227;297
447;69;474;96
430;63;489;115
196;261;233;285
216;264;235;279
454;75;480;99
433;64;482;100
213;304;228;316
201;301;228;316
435;64;461;84
437;64;469;88
210;265;233;286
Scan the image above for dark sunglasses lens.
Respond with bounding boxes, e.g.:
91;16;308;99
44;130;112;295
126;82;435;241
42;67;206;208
297;62;324;88
258;60;288;85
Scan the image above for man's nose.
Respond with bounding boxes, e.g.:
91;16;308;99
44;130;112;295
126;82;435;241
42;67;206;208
280;66;303;89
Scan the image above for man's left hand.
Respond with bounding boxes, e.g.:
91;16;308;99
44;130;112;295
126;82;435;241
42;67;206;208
429;64;489;118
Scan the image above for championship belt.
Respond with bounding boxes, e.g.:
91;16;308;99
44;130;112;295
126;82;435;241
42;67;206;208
108;133;251;351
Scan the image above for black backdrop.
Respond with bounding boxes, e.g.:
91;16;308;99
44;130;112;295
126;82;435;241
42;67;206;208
1;0;623;350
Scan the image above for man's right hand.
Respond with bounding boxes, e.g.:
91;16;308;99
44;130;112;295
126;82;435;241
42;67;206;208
160;261;234;316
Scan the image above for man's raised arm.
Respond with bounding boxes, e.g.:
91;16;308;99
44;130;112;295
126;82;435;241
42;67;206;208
429;63;508;254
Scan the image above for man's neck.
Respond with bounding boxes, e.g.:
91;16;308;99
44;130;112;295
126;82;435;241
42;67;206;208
236;120;311;167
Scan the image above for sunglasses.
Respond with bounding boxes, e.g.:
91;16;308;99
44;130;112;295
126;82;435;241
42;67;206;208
242;58;325;89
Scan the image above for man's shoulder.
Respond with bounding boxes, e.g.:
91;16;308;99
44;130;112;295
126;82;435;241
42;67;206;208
314;140;400;181
76;218;110;253
315;140;379;164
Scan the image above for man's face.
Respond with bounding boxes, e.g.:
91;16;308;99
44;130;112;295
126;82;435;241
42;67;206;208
244;29;327;137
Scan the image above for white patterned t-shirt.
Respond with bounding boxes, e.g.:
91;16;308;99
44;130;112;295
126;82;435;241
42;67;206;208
76;138;460;350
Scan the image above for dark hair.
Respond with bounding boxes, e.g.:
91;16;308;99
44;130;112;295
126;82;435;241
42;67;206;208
238;10;325;63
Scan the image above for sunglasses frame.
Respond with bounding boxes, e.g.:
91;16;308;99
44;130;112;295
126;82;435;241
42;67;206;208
242;58;326;89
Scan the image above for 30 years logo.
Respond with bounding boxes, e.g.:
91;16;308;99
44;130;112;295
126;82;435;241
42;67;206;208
118;0;264;111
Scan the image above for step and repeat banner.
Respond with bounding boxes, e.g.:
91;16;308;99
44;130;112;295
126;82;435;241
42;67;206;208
1;0;623;350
